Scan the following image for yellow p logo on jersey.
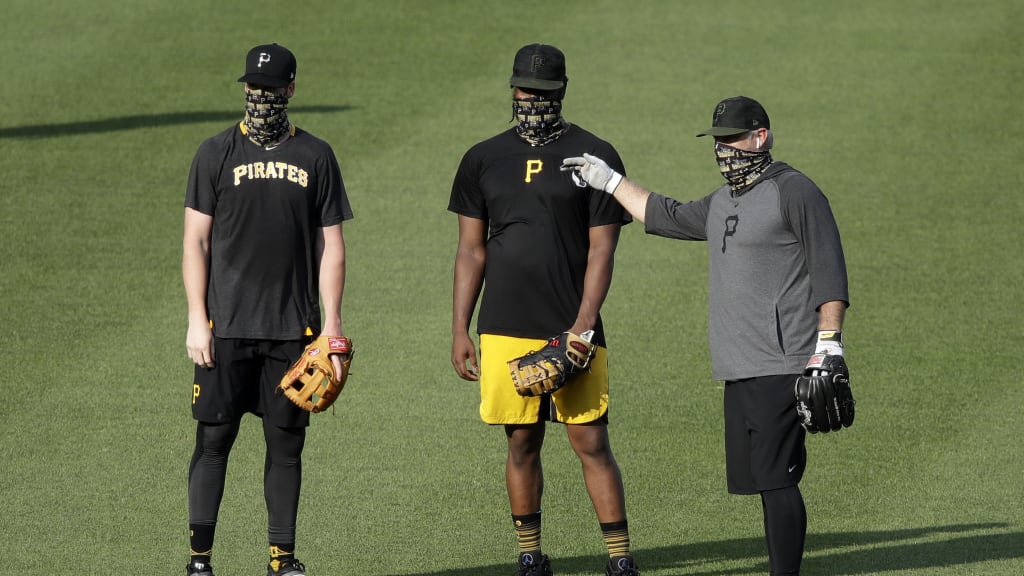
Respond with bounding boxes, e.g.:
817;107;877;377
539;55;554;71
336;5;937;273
525;160;543;183
193;384;201;404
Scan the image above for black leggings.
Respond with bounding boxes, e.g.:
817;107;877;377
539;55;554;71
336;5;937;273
761;485;807;575
188;419;307;545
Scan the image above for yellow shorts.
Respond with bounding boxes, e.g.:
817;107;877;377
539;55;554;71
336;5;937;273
479;333;609;425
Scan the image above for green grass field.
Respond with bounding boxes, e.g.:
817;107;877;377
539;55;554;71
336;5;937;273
2;1;1021;575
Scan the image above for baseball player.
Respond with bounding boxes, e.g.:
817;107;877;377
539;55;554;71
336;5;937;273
449;44;640;576
182;43;353;576
563;96;849;576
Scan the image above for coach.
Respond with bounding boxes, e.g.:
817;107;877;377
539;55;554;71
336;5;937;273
563;96;850;576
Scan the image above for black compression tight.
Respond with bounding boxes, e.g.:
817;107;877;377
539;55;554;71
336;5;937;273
188;420;307;546
263;421;306;545
761;485;807;576
188;420;241;526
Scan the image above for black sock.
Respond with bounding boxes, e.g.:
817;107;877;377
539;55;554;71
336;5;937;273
270;544;295;571
189;523;215;565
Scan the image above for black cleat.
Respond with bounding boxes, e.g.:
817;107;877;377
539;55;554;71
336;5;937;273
267;557;306;576
606;555;639;576
516;552;553;576
186;560;214;576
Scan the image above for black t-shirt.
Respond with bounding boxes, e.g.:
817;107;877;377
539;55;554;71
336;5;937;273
448;125;630;345
185;123;353;340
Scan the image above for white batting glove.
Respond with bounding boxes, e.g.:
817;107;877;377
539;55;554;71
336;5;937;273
805;330;845;377
813;330;844;357
561;153;623;194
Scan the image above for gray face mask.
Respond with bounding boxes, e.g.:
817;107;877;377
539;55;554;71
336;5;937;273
714;142;773;192
244;88;290;147
512;95;567;147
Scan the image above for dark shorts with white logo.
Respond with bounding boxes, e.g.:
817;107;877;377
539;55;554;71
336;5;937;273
723;373;806;495
191;338;311;428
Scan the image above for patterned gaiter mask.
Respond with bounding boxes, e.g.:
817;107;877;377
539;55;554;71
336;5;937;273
513;96;568;147
714;142;773;193
244;88;290;147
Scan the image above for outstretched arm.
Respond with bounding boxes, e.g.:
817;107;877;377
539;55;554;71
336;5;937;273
562;153;652;223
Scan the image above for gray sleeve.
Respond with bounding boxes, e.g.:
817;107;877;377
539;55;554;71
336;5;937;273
778;173;850;309
644;191;712;241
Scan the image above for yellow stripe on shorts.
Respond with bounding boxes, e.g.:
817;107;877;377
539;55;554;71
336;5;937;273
478;333;608;425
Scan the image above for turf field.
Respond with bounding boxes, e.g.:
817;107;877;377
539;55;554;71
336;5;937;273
1;1;1021;574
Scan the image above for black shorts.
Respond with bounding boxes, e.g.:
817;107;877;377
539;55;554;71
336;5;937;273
723;373;806;495
191;338;310;428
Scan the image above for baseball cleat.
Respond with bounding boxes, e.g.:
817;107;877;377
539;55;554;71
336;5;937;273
267;557;306;576
606;555;639;576
516;551;553;576
186;560;215;576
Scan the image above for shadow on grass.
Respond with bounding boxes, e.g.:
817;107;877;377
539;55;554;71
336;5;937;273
0;105;353;139
386;523;1021;576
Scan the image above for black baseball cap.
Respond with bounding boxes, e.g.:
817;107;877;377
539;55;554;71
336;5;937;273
238;43;296;88
509;44;567;90
696;96;770;137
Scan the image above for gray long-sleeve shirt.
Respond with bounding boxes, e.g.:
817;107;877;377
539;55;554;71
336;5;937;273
645;162;848;381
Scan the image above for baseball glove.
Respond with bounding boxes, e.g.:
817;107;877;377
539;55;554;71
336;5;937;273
794;353;855;433
509;330;596;397
278;335;353;413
